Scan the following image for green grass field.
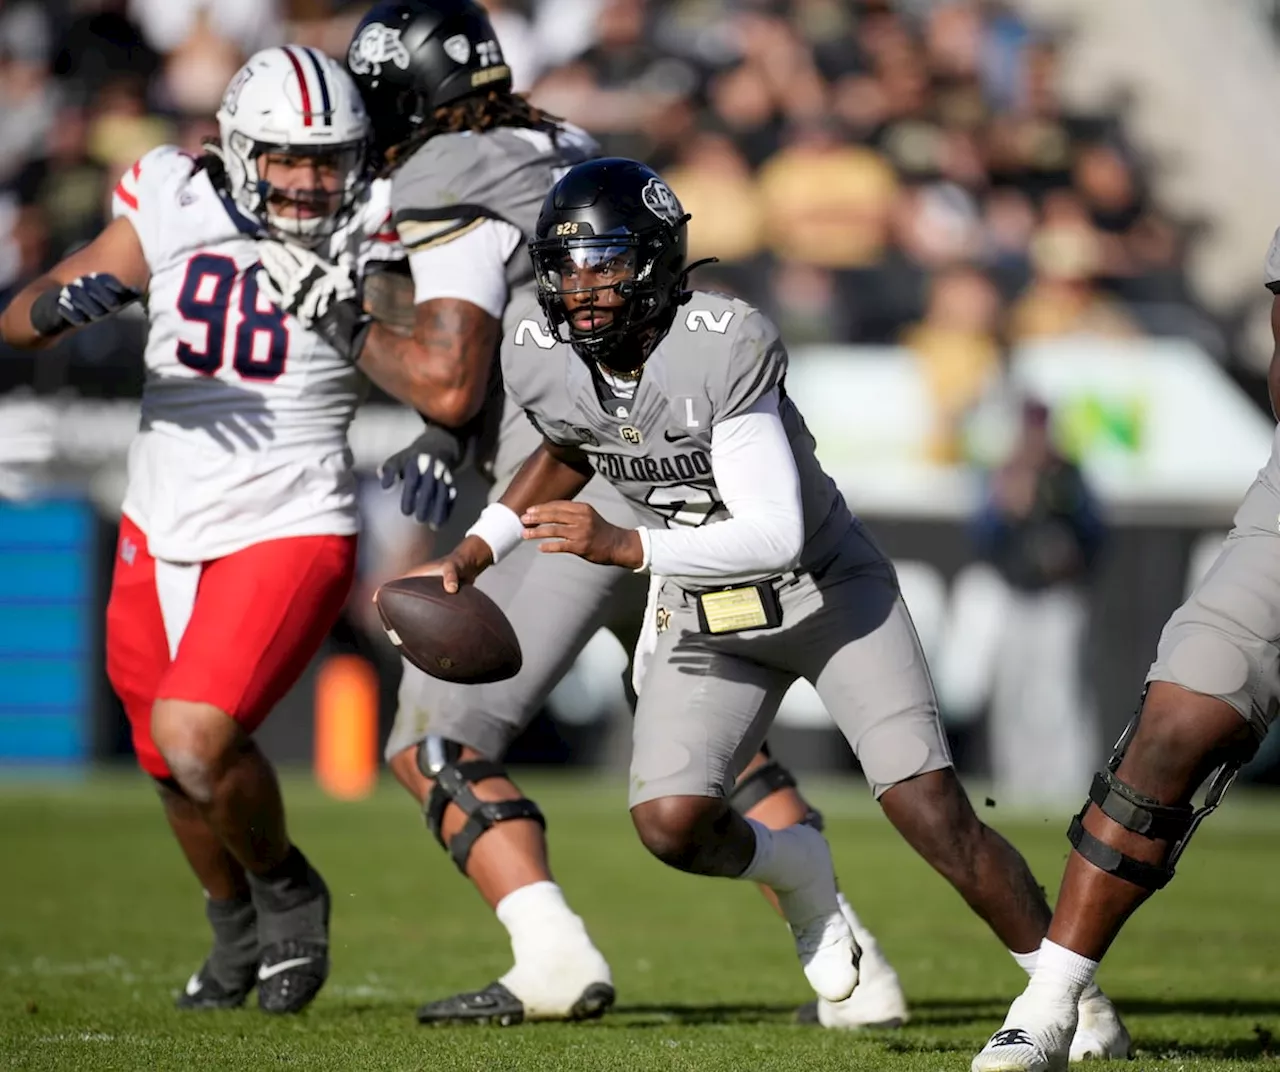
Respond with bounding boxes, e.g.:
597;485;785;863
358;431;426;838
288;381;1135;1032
1;771;1277;1071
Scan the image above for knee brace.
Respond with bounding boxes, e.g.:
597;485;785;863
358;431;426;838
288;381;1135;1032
1067;710;1244;891
417;737;546;875
729;759;825;832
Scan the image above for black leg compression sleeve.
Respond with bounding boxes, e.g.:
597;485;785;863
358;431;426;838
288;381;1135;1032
728;760;824;831
425;760;546;875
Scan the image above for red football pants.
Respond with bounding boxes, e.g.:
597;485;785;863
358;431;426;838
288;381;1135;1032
105;515;357;778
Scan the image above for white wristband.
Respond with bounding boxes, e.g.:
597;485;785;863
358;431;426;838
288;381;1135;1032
634;528;652;573
465;503;524;563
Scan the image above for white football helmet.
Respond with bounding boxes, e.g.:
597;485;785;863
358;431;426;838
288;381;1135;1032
216;46;370;245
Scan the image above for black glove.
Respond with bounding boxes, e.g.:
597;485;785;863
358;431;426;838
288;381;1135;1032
30;273;141;338
315;299;373;363
379;422;467;528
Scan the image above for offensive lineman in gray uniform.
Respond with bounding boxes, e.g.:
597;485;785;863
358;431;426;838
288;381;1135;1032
970;237;1280;1071
405;157;1131;1055
260;0;906;1028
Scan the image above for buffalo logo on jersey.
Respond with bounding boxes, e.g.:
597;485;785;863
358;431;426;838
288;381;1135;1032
592;448;712;486
348;24;411;76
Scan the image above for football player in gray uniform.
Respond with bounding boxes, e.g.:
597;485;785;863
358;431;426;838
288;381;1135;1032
401;157;1131;1057
971;239;1280;1072
260;0;906;1031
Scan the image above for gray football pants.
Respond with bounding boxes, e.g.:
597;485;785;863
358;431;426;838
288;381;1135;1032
1147;475;1280;737
629;521;952;806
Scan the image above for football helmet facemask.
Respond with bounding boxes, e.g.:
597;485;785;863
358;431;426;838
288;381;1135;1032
529;158;691;372
216;46;370;246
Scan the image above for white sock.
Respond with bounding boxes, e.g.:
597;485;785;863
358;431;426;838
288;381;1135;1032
1010;946;1040;977
1013;942;1103;1001
1026;939;1099;1005
494;881;610;1013
495;881;602;968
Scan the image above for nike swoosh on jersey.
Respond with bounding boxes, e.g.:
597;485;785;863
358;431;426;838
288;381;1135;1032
258;957;315;981
663;430;694;443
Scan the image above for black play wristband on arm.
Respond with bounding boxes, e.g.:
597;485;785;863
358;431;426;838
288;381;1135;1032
315;298;373;362
29;286;70;338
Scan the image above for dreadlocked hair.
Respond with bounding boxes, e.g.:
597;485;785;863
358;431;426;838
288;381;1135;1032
434;90;562;136
388;91;564;169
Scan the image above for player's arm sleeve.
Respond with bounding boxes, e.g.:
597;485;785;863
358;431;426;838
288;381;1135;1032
714;309;789;421
641;389;804;578
404;218;523;318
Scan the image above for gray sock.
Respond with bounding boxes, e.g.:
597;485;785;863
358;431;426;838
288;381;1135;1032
205;896;258;988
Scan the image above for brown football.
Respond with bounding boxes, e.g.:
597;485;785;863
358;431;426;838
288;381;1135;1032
375;575;523;685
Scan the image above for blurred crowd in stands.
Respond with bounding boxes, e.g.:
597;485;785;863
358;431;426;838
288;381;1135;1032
0;0;1227;464
12;0;1238;793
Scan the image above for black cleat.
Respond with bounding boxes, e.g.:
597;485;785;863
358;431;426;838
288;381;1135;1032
416;980;615;1027
254;862;330;1015
256;939;329;1014
174;961;254;1010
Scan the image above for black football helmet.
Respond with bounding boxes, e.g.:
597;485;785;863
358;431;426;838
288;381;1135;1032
529;158;691;370
346;0;511;164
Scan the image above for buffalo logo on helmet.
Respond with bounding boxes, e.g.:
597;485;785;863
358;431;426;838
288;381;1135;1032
348;23;412;76
442;33;472;65
641;177;682;225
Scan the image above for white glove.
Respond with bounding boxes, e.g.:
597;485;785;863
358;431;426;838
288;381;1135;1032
257;241;357;327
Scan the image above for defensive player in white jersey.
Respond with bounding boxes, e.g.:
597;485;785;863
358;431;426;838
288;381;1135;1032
258;0;908;1030
970;235;1280;1071
399;157;1132;1058
0;47;399;1014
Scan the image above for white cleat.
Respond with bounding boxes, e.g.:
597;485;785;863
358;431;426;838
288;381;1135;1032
791;910;860;1003
1069;988;1131;1062
814;937;908;1029
775;826;859;1003
971;992;1076;1072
